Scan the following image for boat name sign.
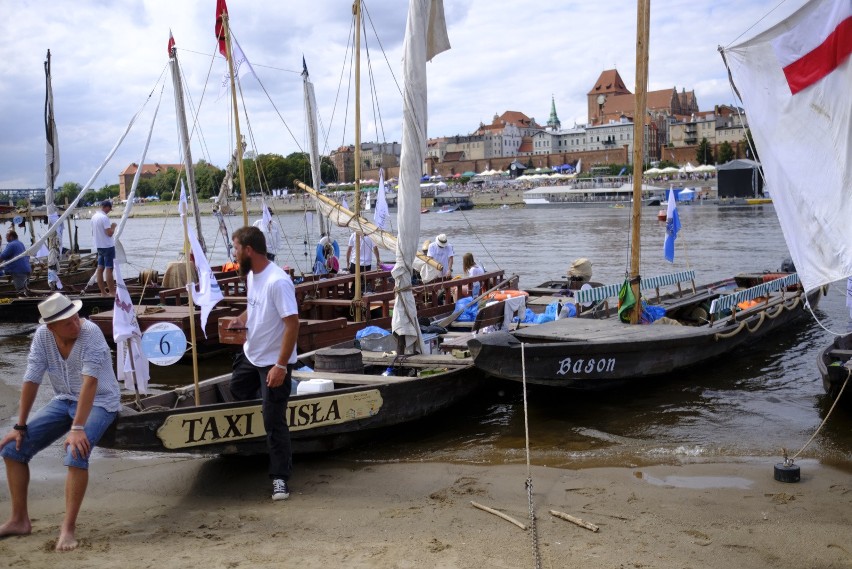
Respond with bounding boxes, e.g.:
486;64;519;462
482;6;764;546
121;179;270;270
557;356;616;376
156;389;384;449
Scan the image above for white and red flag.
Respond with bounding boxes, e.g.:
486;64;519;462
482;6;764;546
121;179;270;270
167;29;175;54
724;0;852;293
771;0;852;94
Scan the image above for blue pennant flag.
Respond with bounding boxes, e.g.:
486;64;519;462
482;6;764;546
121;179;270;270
664;189;681;262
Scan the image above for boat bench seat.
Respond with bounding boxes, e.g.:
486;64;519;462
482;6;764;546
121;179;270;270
828;349;852;360
439;300;509;352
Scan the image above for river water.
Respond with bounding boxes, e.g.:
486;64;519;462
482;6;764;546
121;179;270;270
2;203;850;468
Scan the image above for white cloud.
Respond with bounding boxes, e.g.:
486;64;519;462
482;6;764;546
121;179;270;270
0;0;807;189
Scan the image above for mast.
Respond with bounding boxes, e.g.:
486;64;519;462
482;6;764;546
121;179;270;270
352;0;363;319
169;38;207;253
628;0;650;324
44;49;61;289
219;8;250;227
302;57;329;237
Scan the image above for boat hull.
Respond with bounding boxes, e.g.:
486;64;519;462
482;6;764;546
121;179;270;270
817;333;852;403
470;287;821;389
99;363;482;455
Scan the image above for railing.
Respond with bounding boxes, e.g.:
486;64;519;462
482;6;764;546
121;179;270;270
708;274;800;317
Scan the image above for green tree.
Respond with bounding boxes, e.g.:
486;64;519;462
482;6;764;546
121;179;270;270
717;141;735;164
194;160;224;198
744;129;759;162
696;138;714;165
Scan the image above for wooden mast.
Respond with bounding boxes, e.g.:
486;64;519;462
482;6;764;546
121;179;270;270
169;41;207;253
180;198;202;406
352;0;364;320
629;0;651;324
221;10;250;227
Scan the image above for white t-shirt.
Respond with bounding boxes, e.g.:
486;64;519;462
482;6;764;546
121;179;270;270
347;233;375;266
469;264;484;278
91;210;114;249
244;263;299;367
427;241;454;276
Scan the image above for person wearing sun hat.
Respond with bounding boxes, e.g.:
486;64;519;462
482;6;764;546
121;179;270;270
426;233;454;277
0;292;119;551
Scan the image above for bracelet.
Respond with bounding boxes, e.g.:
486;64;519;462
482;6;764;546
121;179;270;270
70;425;85;432
274;363;288;371
13;424;27;432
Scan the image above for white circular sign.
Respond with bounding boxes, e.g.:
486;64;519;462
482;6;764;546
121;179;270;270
141;322;187;366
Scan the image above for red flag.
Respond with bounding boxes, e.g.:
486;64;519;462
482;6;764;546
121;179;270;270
167;30;175;55
215;0;229;57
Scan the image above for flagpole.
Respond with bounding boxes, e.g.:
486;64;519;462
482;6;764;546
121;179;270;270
222;11;250;227
126;339;142;409
181;208;202;406
353;0;363;320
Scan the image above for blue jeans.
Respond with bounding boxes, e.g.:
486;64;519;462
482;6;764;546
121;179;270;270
97;247;116;269
0;399;117;469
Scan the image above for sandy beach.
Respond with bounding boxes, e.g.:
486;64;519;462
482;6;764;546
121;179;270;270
0;450;850;568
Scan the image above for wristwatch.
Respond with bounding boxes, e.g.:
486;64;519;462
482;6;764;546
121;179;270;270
13;424;27;431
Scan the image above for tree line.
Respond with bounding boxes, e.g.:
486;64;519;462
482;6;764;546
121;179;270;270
51;152;337;205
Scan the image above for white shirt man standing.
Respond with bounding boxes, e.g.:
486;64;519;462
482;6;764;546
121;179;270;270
227;226;299;501
91;200;117;296
426;233;454;277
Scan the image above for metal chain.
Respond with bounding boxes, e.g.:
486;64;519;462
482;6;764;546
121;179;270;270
526;477;542;569
521;343;543;569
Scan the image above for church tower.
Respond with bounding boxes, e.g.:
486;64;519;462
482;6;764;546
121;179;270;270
546;95;561;131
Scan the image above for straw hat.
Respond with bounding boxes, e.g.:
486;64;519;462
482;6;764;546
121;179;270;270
568;258;593;282
436;234;448;248
38;293;83;324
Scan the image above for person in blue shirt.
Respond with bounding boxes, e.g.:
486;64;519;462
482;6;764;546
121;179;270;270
0;230;32;293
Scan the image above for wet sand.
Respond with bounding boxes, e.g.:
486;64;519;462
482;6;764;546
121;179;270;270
0;451;850;568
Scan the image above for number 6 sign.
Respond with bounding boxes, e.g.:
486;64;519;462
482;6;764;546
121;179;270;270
141;322;187;366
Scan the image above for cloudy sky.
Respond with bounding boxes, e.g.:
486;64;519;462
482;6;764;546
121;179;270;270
0;0;806;190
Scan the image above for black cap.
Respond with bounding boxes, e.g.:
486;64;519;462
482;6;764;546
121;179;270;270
101;200;113;208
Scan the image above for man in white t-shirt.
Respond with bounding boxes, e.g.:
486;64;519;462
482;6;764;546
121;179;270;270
227;226;299;501
345;232;380;274
426;233;454;277
90;200;117;296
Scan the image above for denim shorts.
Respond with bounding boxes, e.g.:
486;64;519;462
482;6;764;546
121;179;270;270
97;246;116;269
0;399;117;469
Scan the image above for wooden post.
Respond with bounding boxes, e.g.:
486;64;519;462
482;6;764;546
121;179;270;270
629;0;651;324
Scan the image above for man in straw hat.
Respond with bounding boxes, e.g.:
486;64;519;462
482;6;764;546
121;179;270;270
0;293;120;551
426;233;454;277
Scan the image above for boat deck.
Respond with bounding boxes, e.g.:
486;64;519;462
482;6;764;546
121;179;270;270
513;315;715;343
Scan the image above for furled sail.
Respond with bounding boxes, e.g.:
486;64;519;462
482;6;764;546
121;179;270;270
391;0;451;352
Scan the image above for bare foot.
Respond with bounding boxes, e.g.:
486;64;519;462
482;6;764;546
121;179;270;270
0;519;32;538
55;529;78;552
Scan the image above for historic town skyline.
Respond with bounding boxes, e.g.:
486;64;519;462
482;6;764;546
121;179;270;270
1;0;806;189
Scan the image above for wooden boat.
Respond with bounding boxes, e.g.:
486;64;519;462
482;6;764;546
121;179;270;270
817;333;852;403
98;344;480;455
470;271;823;389
0;294;116;323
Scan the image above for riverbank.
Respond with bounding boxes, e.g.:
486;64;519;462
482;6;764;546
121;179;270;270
0;454;848;568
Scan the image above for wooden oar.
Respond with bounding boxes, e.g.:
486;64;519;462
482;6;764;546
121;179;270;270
434;273;519;328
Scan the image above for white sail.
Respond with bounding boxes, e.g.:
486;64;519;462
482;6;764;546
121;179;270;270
302;57;329;237
391;0;451;351
44;50;62;289
722;0;852;292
